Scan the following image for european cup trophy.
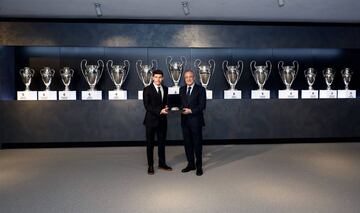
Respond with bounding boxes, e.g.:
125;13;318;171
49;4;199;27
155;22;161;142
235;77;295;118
166;56;186;94
80;59;104;100
222;60;243;99
338;68;356;99
38;67;57;100
194;59;216;99
250;60;271;99
302;68;318;99
278;60;299;99
106;59;130;100
320;68;337;99
17;67;37;100
136;59;158;99
59;67;76;100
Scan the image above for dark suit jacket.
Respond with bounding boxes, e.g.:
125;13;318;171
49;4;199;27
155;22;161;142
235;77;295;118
180;84;206;128
143;84;168;128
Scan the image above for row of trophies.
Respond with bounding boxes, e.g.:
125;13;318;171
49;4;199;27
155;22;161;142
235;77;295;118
17;57;356;100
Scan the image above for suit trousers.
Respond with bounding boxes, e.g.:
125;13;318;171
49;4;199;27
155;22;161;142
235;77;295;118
146;124;166;166
182;123;203;169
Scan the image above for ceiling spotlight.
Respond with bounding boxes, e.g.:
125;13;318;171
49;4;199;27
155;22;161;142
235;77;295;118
181;1;190;16
278;0;285;7
94;3;102;17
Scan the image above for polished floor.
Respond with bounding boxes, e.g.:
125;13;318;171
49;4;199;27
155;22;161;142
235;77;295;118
1;143;360;213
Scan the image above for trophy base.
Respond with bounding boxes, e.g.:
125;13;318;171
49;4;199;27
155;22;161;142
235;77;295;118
38;91;57;100
338;90;356;99
301;90;319;99
81;91;102;100
278;90;299;99
320;90;337;99
138;91;143;100
206;90;213;99
224;90;242;99
251;90;270;99
17;91;38;101
109;90;127;100
168;86;180;95
58;91;77;100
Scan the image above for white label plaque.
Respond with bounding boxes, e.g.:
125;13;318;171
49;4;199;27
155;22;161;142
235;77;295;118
338;90;356;99
301;90;319;99
81;91;102;100
138;90;143;100
278;90;299;99
224;90;242;99
251;90;270;99
58;91;77;100
17;91;38;101
206;90;213;99
320;90;337;99
109;90;127;100
168;86;180;95
38;91;57;100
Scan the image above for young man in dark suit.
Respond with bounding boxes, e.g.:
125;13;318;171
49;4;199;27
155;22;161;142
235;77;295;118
179;69;206;176
143;69;172;175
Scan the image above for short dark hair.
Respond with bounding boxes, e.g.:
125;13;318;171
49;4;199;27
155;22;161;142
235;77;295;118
152;69;163;76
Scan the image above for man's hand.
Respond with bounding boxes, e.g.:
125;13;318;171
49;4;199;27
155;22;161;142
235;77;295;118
182;108;192;114
160;106;169;115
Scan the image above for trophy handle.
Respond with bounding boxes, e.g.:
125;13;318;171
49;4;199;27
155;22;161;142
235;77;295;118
278;61;284;73
237;60;244;79
69;68;74;77
151;60;158;70
250;60;257;81
180;56;187;68
293;60;299;79
208;59;216;75
97;60;104;84
194;59;201;69
136;60;143;82
80;59;87;79
106;60;114;82
50;68;55;76
123;60;130;82
266;60;272;79
222;60;228;72
166;56;172;67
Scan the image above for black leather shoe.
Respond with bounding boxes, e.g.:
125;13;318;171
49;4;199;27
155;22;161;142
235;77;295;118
148;166;154;175
181;166;196;173
158;164;173;171
196;168;203;176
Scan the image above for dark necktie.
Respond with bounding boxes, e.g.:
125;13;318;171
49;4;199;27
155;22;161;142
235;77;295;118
187;86;192;96
158;86;162;100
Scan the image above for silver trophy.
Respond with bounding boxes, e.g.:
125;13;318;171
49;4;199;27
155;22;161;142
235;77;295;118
341;68;353;90
40;67;55;91
222;60;243;91
304;68;317;90
250;60;272;90
194;59;216;89
80;59;104;91
106;60;130;91
278;60;299;90
60;67;74;91
136;60;157;87
19;67;35;91
166;56;187;87
323;68;336;90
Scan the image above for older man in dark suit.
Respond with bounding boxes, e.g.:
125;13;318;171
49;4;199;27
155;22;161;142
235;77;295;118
179;69;206;176
143;69;172;175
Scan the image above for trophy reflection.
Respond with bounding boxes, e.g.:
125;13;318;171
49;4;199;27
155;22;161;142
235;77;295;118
106;59;130;100
166;56;186;94
222;60;243;99
194;59;215;99
250;60;271;99
136;59;158;99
